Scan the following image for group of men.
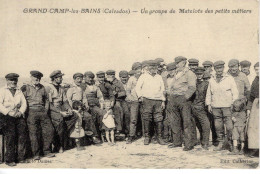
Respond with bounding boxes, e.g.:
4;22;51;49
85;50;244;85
0;56;258;167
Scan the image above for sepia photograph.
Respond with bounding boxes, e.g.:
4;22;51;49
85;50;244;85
0;0;259;170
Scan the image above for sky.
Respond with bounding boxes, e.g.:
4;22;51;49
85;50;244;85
0;0;259;79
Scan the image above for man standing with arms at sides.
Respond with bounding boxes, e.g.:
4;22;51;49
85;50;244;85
206;61;239;151
135;60;167;146
66;73;101;145
166;57;196;151
21;71;55;160
240;60;254;86
0;73;27;166
126;62;142;144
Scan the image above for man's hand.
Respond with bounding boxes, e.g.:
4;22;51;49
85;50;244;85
161;102;165;110
60;111;69;117
208;105;213;114
138;97;143;103
247;110;251;118
67;108;73;115
15;111;22;118
232;116;236;122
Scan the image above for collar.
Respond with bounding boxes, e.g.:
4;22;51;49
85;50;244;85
5;84;19;90
227;69;240;77
212;72;229;81
72;82;81;88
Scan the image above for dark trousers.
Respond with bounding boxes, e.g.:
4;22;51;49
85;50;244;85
113;100;131;134
167;95;193;148
121;100;131;135
191;105;210;146
89;105;105;136
2;115;27;163
27;109;54;156
129;101;140;137
207;111;218;143
82;111;98;137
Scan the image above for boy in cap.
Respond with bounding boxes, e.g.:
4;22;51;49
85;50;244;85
166;56;196;151
206;61;239;151
45;70;76;153
135;60;167;145
21;71;55;160
66;73;101;145
0;73;27;166
202;61;214;74
240;60;254;86
188;58;199;73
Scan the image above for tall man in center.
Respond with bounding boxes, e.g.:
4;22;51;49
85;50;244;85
135;60;167;145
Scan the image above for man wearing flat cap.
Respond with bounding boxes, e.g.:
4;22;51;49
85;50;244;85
106;70;129;137
155;58;167;76
135;60;167;146
206;61;239;151
166;56;196;151
21;70;55;160
228;59;250;100
128;70;136;77
66;73;101;145
188;58;199;73
191;67;211;150
0;73;27;166
126;63;143;144
240;60;254;86
45;70;77;153
202;60;214;75
82;71;105;141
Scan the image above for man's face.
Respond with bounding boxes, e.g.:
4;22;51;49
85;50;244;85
254;67;259;76
176;60;186;69
167;69;176;76
54;76;63;85
196;73;204;80
189;64;198;71
31;76;41;85
7;79;18;88
149;66;158;75
106;74;115;82
241;66;250;75
120;76;129;84
74;77;82;86
97;76;105;84
204;66;213;73
229;65;239;74
214;66;225;76
85;76;94;84
135;68;142;78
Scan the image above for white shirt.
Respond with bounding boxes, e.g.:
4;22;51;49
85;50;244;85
0;85;27;117
135;73;166;101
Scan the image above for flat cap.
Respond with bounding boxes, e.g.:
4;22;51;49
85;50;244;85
175;56;187;64
96;71;105;77
188;58;199;65
166;62;177;71
5;73;19;80
50;70;64;79
147;60;159;67
202;61;213;67
194;67;205;74
30;70;43;78
254;62;259;68
228;59;239;67
73;73;83;79
128;70;136;76
203;71;211;79
240;60;251;67
119;70;129;78
84;71;95;78
132;62;142;70
106;70;115;75
155;58;164;64
141;60;149;68
213;61;225;67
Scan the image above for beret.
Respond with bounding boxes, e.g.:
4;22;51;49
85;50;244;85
155;58;164;63
240;60;251;67
175;56;187;64
202;61;213;67
96;71;105;77
30;70;43;78
73;73;83;79
119;70;129;78
188;58;199;65
203;71;211;79
84;71;95;78
50;70;64;79
254;62;259;68
5;73;19;80
128;70;136;76
228;59;239;67
147;60;159;66
194;67;205;74
106;70;115;75
132;62;142;70
166;62;177;71
213;61;225;67
141;60;149;68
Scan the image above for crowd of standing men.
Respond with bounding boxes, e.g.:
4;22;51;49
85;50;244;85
0;57;259;167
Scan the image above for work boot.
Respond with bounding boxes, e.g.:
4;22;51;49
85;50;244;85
126;136;134;144
168;144;182;148
239;148;245;155
143;120;151;145
230;146;239;155
5;162;16;167
202;144;209;150
92;137;102;144
33;155;41;160
156;122;167;145
151;136;158;144
183;146;194;151
44;152;56;158
213;142;223;151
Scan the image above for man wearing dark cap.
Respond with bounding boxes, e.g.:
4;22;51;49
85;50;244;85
188;58;199;73
106;70;129;137
82;71;105;141
191;67;210;150
166;56;196;151
155;58;167;76
21;71;55;160
202;61;214;75
240;60;254;86
206;61;239;151
0;73;27;166
128;70;136;77
45;70;77;153
135;60;167;145
228;59;250;100
126;63;143;143
141;60;150;74
66;73;101;145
